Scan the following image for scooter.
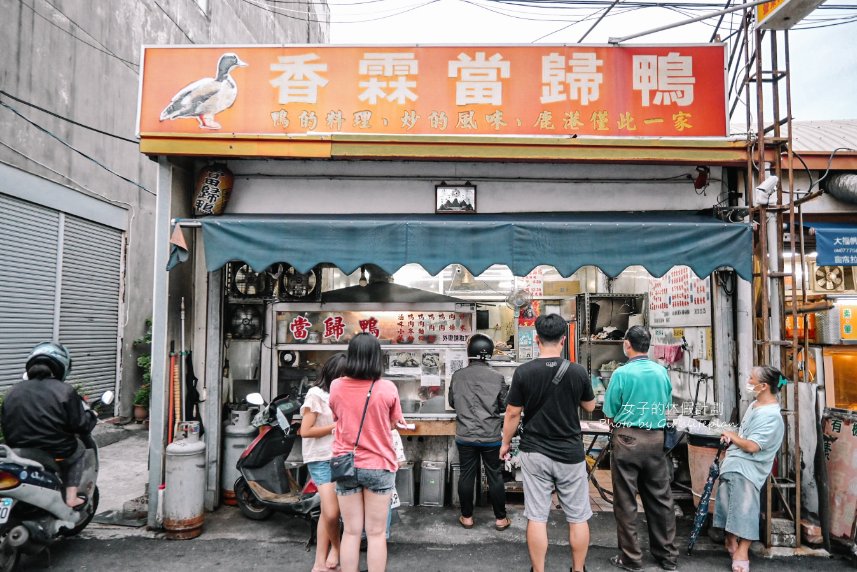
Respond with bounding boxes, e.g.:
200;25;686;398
233;392;321;548
0;391;114;571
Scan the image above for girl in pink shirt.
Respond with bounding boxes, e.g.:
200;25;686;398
329;333;404;572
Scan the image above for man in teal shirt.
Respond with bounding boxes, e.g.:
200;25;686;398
603;326;678;572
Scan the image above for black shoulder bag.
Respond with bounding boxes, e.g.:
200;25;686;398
330;380;376;482
518;359;570;435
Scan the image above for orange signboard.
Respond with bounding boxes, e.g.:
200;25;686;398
756;0;786;25
138;45;727;141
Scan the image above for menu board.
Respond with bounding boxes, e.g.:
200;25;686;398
648;267;711;327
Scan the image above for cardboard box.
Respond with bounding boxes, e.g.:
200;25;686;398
543;280;581;297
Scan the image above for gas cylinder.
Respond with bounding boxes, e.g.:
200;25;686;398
221;409;257;505
164;421;206;539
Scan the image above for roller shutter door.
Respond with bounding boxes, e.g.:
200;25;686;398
0;195;60;390
59;215;122;398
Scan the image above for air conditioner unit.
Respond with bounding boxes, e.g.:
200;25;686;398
808;263;856;294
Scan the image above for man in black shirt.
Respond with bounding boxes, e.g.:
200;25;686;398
501;314;596;572
1;342;97;508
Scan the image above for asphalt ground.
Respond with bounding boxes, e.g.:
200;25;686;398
28;424;848;572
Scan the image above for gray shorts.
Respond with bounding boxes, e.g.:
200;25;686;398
713;471;760;541
520;451;593;524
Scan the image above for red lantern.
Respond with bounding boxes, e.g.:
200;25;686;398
193;163;234;216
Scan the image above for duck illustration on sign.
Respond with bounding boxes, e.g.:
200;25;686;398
159;53;248;130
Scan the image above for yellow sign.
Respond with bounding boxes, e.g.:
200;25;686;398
757;0;785;24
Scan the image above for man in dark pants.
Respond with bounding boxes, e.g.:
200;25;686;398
448;333;511;531
603;326;678;571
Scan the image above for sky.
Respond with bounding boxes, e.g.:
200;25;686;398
326;0;857;123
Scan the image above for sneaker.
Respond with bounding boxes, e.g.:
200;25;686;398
610;555;642;572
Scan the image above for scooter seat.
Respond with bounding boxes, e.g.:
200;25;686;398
10;448;61;474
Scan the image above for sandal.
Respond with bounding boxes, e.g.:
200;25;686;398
731;560;749;572
495;517;512;531
609;555;642;572
458;515;474;529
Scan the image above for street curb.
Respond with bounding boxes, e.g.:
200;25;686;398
93;422;147;448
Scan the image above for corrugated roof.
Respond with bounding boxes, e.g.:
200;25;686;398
730;120;857;153
791;120;857;153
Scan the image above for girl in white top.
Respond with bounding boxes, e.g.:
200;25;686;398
300;353;347;572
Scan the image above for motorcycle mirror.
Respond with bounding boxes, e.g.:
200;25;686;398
246;393;265;406
101;390;115;405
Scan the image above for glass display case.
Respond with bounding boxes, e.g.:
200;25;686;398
261;302;475;418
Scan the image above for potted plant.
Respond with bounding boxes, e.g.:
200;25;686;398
133;383;150;422
133;319;152;422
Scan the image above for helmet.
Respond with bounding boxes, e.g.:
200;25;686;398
25;342;72;381
467;334;494;360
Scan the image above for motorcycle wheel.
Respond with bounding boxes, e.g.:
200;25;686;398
61;486;100;537
0;535;20;572
234;478;273;521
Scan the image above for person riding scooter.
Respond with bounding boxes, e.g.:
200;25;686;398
0;342;97;508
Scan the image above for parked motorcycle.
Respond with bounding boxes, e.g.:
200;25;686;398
0;390;114;571
233;392;320;547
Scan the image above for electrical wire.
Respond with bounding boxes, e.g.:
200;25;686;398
239;0;441;22
0;91;138;145
152;0;195;43
0;100;154;195
17;0;139;73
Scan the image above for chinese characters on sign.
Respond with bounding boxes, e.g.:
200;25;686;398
140;45;727;139
278;311;473;344
648;267;711;327
814;226;857;266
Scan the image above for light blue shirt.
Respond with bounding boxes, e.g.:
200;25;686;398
720;402;784;490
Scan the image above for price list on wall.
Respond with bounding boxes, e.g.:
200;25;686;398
648;267;711;327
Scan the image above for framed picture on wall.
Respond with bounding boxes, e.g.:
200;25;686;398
436;183;476;214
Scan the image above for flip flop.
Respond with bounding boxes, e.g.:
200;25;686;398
458;515;474;529
495;517;512;531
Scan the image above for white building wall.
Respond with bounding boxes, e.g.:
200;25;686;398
223;159;724;214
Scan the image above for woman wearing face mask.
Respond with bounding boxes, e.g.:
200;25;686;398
714;366;786;572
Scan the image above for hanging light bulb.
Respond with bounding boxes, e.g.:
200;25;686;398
358;266;368;287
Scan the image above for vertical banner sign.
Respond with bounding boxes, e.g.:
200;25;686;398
138;44;727;150
648;267;711;327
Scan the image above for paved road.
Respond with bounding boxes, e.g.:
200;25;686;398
17;538;856;572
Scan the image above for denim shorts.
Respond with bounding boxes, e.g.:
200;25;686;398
335;467;396;496
306;460;332;486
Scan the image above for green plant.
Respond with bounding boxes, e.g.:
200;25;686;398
134;319;153;386
133;383;151;407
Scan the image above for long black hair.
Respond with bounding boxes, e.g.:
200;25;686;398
345;333;384;381
314;352;347;393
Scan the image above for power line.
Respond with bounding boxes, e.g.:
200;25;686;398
0;100;154;196
0;140;142;215
239;0;441;23
0;91;139;145
151;0;195;43
17;0;139;73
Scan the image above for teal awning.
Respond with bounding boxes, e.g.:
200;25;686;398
182;212;752;280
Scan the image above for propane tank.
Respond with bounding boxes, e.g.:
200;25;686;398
221;409;257;505
164;421;206;539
